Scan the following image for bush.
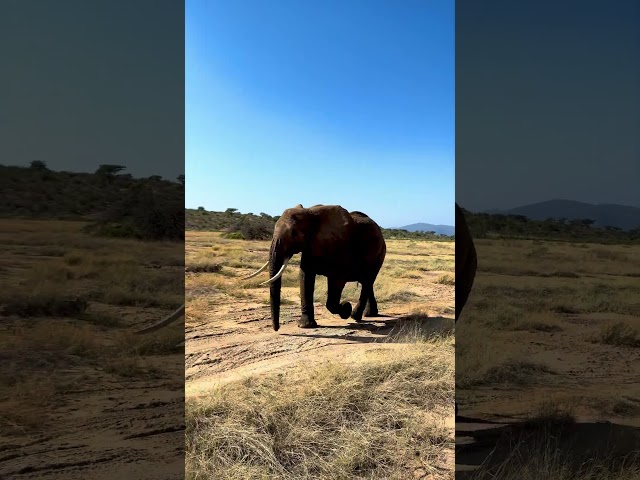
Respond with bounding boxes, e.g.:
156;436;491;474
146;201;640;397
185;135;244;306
89;182;184;241
236;216;273;240
222;232;244;240
84;223;139;239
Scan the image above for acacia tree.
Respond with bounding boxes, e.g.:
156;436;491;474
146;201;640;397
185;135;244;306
95;164;126;184
96;164;126;176
30;160;48;171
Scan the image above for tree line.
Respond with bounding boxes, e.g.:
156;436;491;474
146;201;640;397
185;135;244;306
464;209;640;244
1;162;184;241
186;207;454;241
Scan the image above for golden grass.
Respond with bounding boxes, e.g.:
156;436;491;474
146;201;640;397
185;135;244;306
185;230;455;479
186;337;454;480
185;231;455;314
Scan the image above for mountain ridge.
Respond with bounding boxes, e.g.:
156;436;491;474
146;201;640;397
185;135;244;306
394;222;455;236
481;199;640;230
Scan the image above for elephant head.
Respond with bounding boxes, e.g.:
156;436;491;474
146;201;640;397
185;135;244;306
242;204;352;331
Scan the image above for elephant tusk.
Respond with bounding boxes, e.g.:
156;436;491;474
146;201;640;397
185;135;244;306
260;258;290;285
133;304;185;335
241;260;269;280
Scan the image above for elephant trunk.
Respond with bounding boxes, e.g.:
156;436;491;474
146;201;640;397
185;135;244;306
269;241;284;331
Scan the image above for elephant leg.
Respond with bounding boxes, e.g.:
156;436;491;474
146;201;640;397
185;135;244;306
326;278;351;319
351;282;372;322
299;268;317;328
364;293;379;317
364;272;381;317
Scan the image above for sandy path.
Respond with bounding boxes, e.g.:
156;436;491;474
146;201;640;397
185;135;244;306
186;299;453;396
0;366;184;480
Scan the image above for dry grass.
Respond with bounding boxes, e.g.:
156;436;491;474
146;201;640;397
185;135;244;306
185;231;454;313
186;337;454;480
185;230;455;479
0;219;184;431
470;440;640;480
466;399;640;479
457;238;640;477
593;321;640;348
456;239;640;390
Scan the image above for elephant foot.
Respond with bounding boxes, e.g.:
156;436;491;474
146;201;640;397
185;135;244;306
364;307;379;317
339;302;352;319
298;314;317;329
350;309;363;322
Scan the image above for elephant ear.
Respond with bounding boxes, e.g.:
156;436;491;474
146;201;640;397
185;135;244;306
309;206;353;248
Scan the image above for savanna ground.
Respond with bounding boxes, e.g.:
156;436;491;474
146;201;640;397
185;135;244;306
0;219;184;479
456;238;640;479
185;231;455;479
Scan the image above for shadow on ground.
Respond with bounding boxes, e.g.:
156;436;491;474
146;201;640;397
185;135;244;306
456;415;640;479
281;313;454;344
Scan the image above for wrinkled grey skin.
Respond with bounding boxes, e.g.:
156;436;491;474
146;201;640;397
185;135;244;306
250;204;386;332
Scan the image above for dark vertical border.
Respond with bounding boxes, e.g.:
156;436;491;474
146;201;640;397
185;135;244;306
456;0;640;477
0;1;185;478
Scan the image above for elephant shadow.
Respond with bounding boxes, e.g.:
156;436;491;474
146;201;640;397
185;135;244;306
455;415;640;479
282;313;454;344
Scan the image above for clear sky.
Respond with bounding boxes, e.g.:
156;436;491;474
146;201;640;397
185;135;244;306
456;0;640;212
1;0;184;180
186;0;455;227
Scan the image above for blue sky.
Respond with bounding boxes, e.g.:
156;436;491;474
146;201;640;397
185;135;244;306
186;0;454;227
456;0;640;212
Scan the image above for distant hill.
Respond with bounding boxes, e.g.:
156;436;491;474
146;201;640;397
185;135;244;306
397;223;455;236
0;164;183;219
0;164;184;240
485;200;640;231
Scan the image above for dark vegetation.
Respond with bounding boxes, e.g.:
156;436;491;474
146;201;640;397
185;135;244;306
464;209;640;244
186;207;455;241
490;199;640;231
0;163;184;241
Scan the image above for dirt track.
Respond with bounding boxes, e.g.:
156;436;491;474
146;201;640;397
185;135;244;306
184;233;456;399
186;295;454;397
0;308;185;480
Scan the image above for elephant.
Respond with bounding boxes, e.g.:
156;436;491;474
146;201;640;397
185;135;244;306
454;202;477;417
243;204;386;332
455;202;477;322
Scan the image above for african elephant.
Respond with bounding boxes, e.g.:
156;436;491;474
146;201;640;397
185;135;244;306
455;203;477;322
243;204;386;331
454;202;477;417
